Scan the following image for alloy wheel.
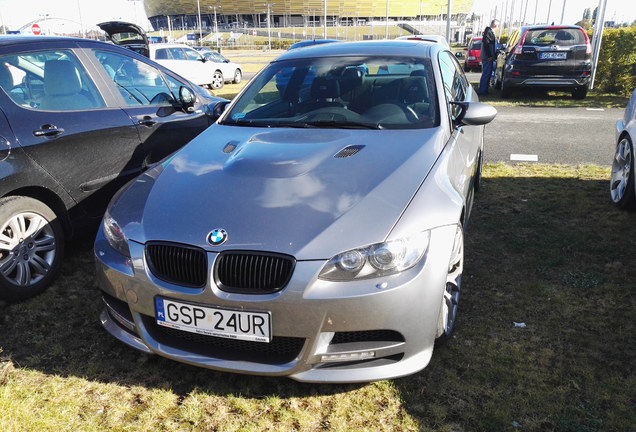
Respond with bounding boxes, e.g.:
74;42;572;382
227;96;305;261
438;224;464;339
211;71;224;89
610;137;635;207
0;211;57;287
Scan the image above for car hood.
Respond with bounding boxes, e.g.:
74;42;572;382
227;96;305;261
118;124;447;259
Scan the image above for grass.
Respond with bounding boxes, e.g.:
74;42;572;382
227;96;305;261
1;163;634;431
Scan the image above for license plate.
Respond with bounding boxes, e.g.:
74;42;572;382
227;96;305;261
155;297;271;343
539;52;567;60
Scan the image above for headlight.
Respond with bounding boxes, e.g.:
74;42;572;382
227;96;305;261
318;231;430;281
103;210;130;258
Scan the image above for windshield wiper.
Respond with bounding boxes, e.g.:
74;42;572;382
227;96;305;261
301;120;384;130
220;118;268;127
220;118;384;129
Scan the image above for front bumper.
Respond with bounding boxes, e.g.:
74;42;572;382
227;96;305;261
94;223;458;383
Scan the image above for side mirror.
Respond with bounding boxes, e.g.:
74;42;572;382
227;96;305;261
450;101;497;127
455;52;464;59
179;86;196;112
205;100;230;120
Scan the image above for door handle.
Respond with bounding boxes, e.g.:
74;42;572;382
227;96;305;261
33;124;65;138
138;116;156;127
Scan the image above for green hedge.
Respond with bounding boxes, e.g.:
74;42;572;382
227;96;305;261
593;27;636;96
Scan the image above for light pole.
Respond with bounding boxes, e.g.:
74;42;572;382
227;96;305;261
560;0;567;24
324;0;327;39
197;0;202;42
267;3;271;51
385;0;389;39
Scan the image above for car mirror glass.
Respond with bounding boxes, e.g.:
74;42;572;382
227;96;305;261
179;86;195;112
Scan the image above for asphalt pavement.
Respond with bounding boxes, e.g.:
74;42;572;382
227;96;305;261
464;71;618;166
482;105;618;166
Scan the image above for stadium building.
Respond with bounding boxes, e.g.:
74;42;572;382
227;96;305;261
143;0;475;35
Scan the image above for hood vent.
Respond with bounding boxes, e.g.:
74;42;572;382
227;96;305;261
223;141;239;153
334;145;365;158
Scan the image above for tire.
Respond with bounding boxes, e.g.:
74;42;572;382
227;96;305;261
233;69;242;84
463;64;470;72
436;224;464;342
610;135;636;209
494;71;502;90
500;78;511;98
210;71;224;90
0;196;64;301
572;86;588;100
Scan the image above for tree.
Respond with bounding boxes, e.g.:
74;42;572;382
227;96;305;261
583;8;591;21
576;19;592;31
592;7;598;23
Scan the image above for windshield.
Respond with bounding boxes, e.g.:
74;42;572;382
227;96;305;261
524;28;586;46
222;56;438;130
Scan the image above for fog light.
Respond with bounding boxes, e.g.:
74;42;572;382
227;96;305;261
320;351;376;362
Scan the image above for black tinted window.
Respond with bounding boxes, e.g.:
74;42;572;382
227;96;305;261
524;28;585;46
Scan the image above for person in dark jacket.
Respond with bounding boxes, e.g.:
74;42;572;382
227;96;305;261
478;19;499;95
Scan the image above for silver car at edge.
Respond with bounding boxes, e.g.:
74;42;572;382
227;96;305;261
94;40;497;383
610;87;636;209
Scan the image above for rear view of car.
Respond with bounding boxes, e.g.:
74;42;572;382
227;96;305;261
464;37;482;71
495;25;591;99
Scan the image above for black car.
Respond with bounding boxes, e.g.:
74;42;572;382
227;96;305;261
494;25;592;99
98;21;150;58
0;35;225;301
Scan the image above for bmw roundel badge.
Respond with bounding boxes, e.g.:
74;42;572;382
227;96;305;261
207;229;228;246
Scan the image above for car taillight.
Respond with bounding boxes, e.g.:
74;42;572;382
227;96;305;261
513;29;529;55
583;31;592;55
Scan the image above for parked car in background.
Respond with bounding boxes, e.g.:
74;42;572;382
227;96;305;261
494;25;591;99
149;44;226;89
464;36;482;71
98;21;149;57
610;88;636;209
94;39;497;383
99;23;236;91
193;47;243;84
0;35;224;301
396;34;451;51
288;39;340;50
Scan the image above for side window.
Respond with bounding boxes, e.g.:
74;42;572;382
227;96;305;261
0;50;104;110
507;30;520;54
94;50;177;107
168;48;186;60
183;48;202;61
438;51;469;122
154;49;171;60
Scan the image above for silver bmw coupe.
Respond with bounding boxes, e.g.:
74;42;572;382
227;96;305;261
94;40;497;383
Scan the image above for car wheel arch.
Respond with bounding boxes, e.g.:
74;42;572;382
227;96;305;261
3;186;72;236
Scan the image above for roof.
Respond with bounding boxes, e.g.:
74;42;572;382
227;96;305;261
276;40;440;62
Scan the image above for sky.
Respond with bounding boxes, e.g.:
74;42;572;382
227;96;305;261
471;0;636;26
0;0;634;34
0;0;150;33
